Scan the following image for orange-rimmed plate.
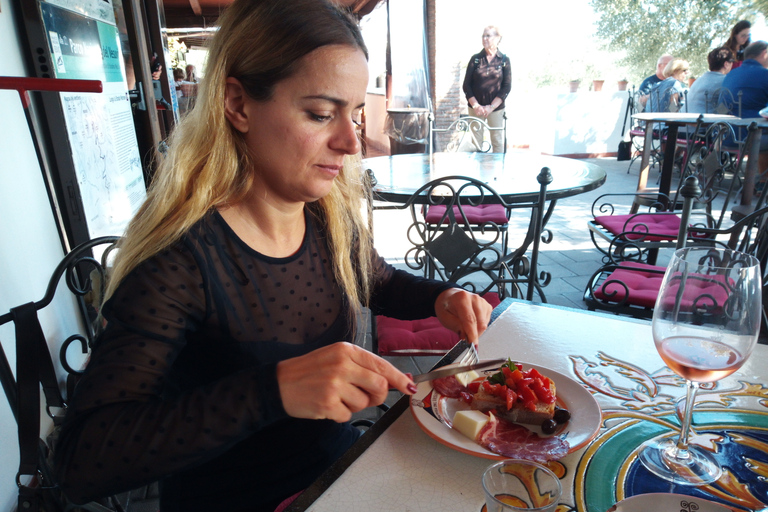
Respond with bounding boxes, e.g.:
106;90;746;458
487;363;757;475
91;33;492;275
409;362;602;460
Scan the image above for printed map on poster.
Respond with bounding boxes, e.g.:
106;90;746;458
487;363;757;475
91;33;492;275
41;1;146;238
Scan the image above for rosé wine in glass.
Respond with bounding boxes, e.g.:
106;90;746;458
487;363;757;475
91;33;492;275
656;336;745;383
639;247;762;486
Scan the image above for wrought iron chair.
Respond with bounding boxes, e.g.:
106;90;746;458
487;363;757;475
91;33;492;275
626;88;661;175
0;236;157;511
584;176;768;320
588;121;758;265
427;113;511;258
714;88;743;117
429;112;507;155
703;88;741;116
369;171;552;358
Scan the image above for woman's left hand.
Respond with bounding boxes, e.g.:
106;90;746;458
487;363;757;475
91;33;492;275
434;288;492;346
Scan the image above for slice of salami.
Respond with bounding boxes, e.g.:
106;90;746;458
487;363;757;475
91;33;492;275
432;375;467;398
477;412;570;462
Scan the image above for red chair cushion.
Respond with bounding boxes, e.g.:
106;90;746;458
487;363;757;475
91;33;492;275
594;261;731;310
376;292;502;356
594;213;680;242
425;204;508;225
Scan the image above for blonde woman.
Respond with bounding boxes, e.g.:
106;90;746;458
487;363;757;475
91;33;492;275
648;58;690;112
53;0;492;510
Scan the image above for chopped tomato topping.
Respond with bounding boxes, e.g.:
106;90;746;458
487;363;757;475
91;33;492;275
467;381;482;394
531;378;555;403
526;367;544;381
521;387;538;411
505;388;518;410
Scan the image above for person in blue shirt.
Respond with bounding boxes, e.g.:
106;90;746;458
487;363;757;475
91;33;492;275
722;40;768;193
721;40;768;119
639;54;673;105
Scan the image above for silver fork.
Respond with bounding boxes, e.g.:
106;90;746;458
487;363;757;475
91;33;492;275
455;342;479;366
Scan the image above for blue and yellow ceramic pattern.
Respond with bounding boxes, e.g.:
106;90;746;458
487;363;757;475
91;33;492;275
572;351;768;512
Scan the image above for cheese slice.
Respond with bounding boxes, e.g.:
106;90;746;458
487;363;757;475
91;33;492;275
455;369;480;387
452;409;489;440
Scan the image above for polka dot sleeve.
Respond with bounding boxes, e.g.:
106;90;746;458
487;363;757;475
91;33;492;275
54;234;289;503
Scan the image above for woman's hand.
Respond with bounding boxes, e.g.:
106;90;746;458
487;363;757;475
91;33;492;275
434;288;492;347
276;342;416;423
474;105;487;117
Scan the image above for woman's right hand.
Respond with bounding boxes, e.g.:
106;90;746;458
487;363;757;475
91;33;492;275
276;342;417;423
474;105;487;117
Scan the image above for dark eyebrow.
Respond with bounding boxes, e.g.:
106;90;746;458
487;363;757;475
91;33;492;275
304;95;365;109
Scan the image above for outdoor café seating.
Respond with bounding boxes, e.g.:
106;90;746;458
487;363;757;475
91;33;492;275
369;172;551;358
588;121;758;265
584;167;768;319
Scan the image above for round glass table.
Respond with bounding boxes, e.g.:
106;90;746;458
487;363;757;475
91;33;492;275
364;150;607;204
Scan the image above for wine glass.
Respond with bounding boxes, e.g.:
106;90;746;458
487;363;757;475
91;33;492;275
638;247;762;486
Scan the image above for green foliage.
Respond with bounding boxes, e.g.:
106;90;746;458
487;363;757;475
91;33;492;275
752;0;768;19
590;0;746;83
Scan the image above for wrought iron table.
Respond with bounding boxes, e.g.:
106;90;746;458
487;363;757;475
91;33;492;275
287;300;768;512
365;151;607;205
630;112;768;212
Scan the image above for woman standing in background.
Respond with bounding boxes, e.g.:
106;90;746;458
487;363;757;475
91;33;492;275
462;25;511;153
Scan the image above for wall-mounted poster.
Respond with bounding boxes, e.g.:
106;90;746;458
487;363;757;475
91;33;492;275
38;0;146;239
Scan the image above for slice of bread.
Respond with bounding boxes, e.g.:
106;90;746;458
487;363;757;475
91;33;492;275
470;378;556;425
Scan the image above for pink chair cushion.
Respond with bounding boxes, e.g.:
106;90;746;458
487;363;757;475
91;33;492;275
425;204;508;225
376;293;502;356
593;262;666;308
594;261;731;310
594;213;680;242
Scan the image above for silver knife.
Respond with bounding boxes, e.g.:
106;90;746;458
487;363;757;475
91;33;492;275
412;358;507;383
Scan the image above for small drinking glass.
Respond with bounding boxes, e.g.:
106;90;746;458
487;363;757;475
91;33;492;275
482;459;562;512
638;247;762;485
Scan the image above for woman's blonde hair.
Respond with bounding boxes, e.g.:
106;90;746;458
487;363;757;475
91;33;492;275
106;0;373;315
663;58;689;79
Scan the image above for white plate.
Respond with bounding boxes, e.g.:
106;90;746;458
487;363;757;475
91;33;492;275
608;493;735;512
760;106;768;119
409;361;602;460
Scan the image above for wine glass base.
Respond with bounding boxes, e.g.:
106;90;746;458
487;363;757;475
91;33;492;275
638;438;722;486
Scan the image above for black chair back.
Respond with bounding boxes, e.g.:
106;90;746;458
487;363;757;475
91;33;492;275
378;170;552;302
429;112;507;155
0;236;121;512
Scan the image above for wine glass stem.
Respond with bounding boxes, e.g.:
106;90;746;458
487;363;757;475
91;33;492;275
674;380;700;455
